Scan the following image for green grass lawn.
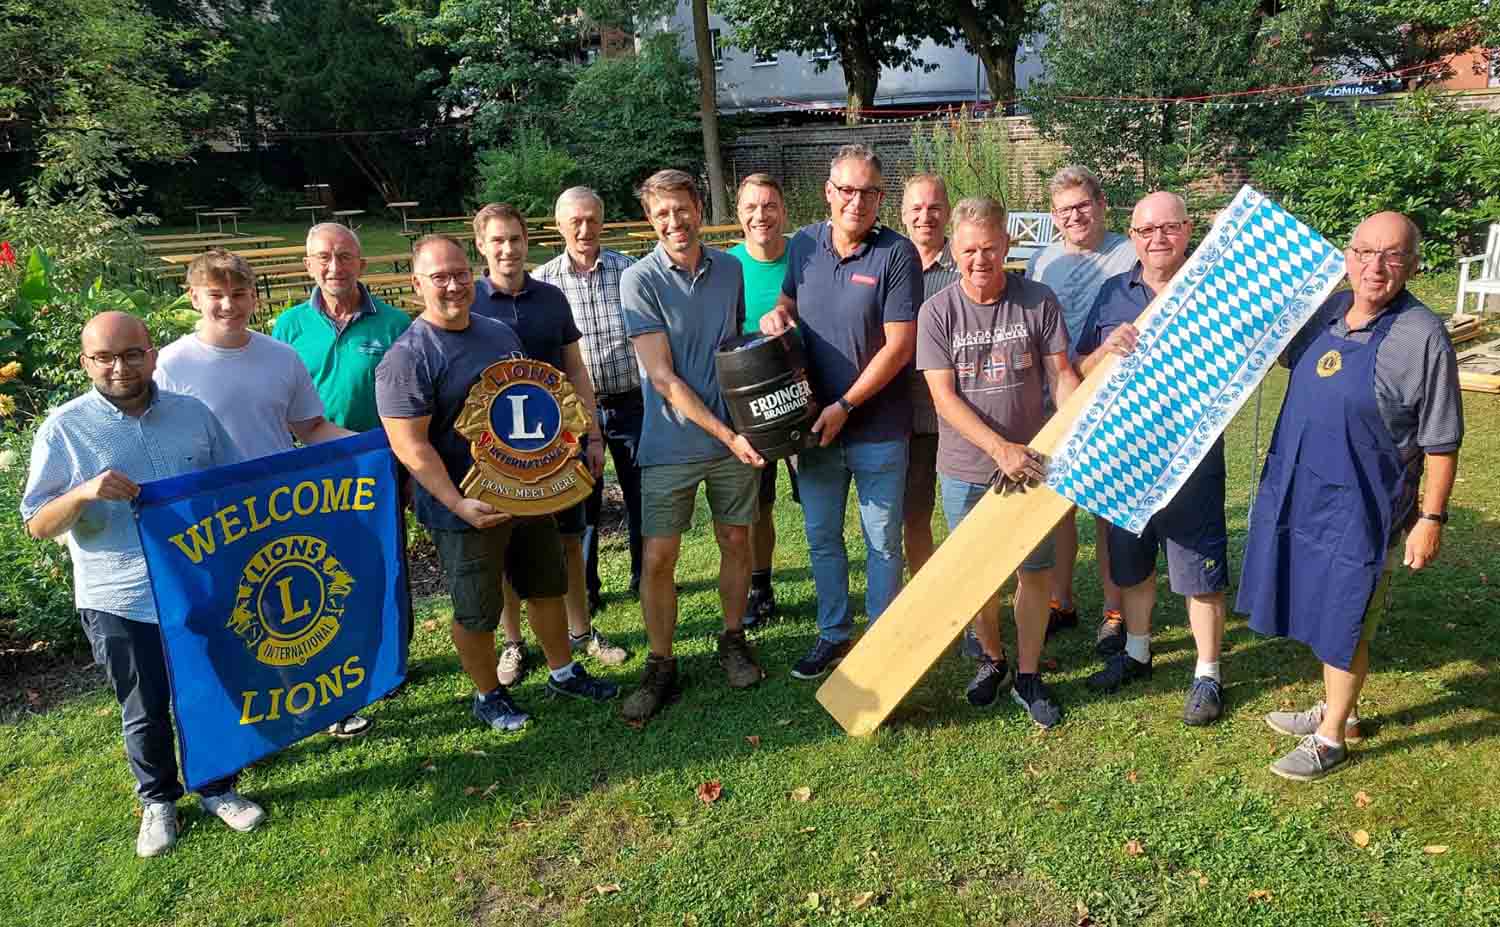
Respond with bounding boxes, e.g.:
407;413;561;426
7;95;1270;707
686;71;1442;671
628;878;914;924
2;276;1497;927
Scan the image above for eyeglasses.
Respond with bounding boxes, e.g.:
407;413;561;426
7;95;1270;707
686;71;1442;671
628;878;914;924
1130;221;1188;238
307;251;360;267
1053;201;1096;217
82;348;152;368
1349;247;1411;268
831;184;883;202
415;270;473;288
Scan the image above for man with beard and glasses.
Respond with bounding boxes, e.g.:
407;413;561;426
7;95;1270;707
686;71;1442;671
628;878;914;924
22;312;258;857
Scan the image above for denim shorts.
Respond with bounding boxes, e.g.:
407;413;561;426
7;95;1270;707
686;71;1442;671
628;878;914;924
939;474;1056;572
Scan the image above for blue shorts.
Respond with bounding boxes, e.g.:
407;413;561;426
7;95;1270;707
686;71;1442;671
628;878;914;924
1106;447;1228;595
940;474;1055;572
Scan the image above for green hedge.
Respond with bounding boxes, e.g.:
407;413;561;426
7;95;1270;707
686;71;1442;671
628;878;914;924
0;421;79;645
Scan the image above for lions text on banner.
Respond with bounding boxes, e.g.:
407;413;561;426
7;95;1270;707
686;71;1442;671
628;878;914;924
134;430;409;790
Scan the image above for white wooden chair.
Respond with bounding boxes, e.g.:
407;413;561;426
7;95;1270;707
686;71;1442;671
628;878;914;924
1456;223;1500;317
1006;211;1061;263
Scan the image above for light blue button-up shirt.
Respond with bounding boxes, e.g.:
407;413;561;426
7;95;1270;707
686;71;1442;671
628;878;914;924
21;386;242;623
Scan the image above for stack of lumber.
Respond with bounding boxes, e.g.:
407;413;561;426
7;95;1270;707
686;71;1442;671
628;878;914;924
1447;313;1484;346
1457;336;1500;394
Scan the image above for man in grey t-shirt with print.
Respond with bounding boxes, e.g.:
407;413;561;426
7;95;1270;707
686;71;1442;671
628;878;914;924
918;198;1080;729
620;170;767;723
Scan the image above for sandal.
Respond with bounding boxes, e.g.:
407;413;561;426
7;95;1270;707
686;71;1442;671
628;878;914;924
326;714;373;738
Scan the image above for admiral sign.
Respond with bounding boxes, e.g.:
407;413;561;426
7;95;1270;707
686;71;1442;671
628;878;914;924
455;358;596;515
134;431;409;790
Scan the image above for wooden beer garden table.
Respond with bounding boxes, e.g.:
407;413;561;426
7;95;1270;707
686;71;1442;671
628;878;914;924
140;232;232;244
157;243;304;263
143;236;284;254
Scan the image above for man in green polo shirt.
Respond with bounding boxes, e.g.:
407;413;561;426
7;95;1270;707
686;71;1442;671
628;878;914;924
726;173;796;628
273;223;411;737
273;223;411;433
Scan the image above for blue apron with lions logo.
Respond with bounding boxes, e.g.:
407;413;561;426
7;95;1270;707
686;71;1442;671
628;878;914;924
134;430;408;789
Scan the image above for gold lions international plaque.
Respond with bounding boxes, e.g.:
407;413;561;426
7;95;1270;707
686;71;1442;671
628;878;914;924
454;358;595;516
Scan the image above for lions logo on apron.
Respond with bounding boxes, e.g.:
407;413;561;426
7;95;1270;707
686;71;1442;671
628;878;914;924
454;358;595;516
1316;349;1342;378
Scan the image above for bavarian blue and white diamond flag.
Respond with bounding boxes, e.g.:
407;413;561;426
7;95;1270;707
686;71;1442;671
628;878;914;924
1046;186;1346;534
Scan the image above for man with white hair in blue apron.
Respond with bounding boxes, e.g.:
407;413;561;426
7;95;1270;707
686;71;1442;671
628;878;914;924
1239;211;1463;782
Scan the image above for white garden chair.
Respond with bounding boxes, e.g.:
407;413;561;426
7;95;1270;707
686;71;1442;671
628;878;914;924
1006;212;1061;263
1456;223;1500;318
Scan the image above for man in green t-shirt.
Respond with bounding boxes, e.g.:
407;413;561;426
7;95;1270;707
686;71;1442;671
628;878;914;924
726;174;796;628
273;223;411;434
271;222;411;737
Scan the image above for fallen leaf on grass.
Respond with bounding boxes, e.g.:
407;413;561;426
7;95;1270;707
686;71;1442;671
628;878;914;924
1124;839;1145;857
1125;769;1140;784
798;826;817;834
1445;622;1457;630
776;718;793;726
1353;829;1371;848
1354;790;1372;809
421;619;438;632
1248;889;1273;902
94;707;113;717
463;787;479;797
1198;875;1209;888
594;883;621;896
804;892;821;910
1423;845;1449;855
745;735;761;748
790;786;812;803
623;718;646;731
850;891;876;910
696;780;722;804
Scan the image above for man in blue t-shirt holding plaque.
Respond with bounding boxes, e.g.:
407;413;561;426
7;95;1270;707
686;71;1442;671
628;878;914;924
759;144;923;681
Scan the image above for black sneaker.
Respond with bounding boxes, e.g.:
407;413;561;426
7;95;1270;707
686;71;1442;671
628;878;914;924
1095;611;1126;656
965;656;1015;707
1182;675;1223;726
1010;673;1063;728
545;665;619;701
1087;651;1153;692
1045;602;1078;640
744;585;776;629
790;638;853;680
622;656;681;723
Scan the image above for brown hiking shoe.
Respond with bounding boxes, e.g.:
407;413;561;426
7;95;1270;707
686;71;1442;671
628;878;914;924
622;655;680;723
718;629;765;689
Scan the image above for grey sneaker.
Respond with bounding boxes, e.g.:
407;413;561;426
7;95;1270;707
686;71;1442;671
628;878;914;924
1264;701;1363;743
136;802;178;857
572;628;628;666
496;640;529;686
200;791;266;832
718;629;765;688
1270;734;1349;782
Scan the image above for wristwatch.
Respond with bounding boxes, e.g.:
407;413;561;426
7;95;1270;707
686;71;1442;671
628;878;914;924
836;396;855;414
1419;512;1448;525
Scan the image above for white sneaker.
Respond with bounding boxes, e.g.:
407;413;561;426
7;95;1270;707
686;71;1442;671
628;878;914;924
136;801;178;857
200;791;266;833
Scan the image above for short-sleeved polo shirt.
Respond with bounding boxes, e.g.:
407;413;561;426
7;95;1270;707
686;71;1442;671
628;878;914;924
271;284;411;433
473;273;582;372
20;387;243;623
1282;289;1463;459
782;222;922;444
620;244;745;467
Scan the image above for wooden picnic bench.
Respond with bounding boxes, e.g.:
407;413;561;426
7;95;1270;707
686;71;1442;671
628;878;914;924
158;244;306;264
145;236;284;254
140;232;233;243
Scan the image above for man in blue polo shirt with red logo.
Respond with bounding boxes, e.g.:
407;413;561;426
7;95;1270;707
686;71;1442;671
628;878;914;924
760;144;923;680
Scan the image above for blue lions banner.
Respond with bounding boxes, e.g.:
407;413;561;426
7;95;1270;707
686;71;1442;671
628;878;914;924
1046;186;1347;534
134;431;408;790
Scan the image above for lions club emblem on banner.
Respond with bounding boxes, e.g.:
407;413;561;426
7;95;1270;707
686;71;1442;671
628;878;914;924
455;358;595;515
229;535;353;667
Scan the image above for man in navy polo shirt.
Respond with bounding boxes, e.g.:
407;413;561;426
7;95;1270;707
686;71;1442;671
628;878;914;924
760;144;923;680
470;203;624;684
1074;191;1230;726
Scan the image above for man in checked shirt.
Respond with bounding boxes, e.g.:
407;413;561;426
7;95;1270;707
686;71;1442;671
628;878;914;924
535;186;645;608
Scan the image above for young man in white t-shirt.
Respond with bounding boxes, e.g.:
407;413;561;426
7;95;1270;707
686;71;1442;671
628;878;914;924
154;250;369;737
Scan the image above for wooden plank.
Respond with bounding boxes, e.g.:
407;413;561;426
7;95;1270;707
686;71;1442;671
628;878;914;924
140;232;231;243
1457;336;1500;393
816;289;1168;736
159;245;307;264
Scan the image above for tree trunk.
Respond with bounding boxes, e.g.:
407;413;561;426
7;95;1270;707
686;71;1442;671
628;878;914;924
838;29;880;125
948;0;1023;104
690;0;729;223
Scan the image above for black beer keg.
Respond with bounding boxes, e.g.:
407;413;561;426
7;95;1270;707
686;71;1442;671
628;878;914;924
715;328;820;460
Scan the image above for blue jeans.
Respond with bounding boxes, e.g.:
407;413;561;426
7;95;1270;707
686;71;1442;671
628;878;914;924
80;609;237;803
585;392;644;597
797;439;908;643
